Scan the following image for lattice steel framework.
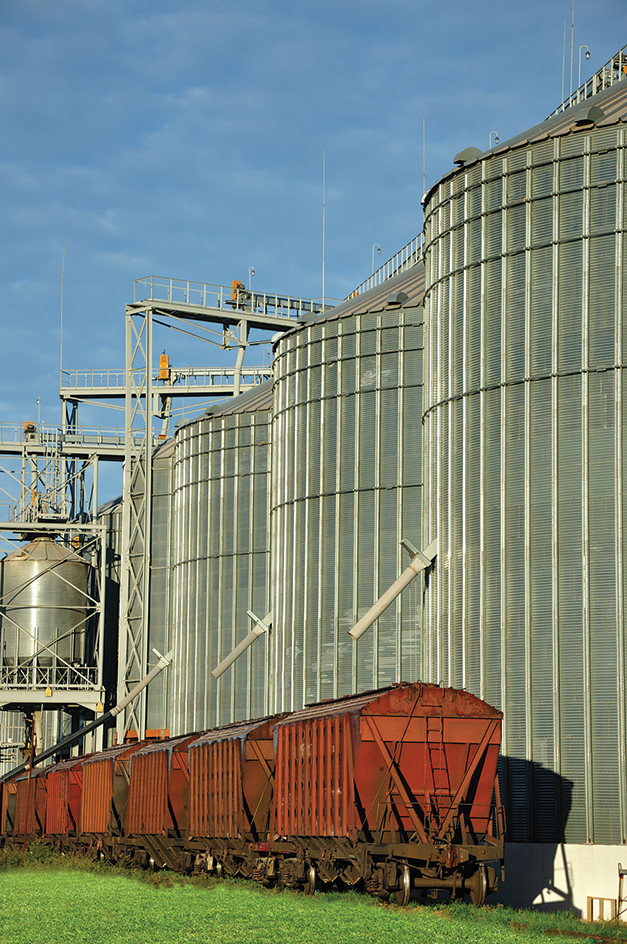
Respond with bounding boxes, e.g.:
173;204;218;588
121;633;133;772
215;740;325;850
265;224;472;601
117;281;325;739
118;307;153;740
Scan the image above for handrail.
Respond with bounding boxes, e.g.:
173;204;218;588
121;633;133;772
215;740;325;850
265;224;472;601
59;365;272;392
347;234;422;300
0;664;99;690
0;420;156;448
133;276;330;319
549;43;627;117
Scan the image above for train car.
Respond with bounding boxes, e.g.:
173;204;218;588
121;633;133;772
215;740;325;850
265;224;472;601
80;742;144;856
187;716;283;878
45;755;88;842
125;732;201;871
0;682;505;905
270;682;504;904
12;768;47;843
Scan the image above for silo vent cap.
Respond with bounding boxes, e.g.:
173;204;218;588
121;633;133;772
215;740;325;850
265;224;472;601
387;291;409;307
574;104;605;125
453;147;483;166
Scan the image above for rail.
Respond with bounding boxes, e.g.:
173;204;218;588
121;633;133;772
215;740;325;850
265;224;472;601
0;420;155;449
60;365;272;394
0;498;70;525
0;665;99;690
550;43;627;116
134;276;330;319
348;234;422;299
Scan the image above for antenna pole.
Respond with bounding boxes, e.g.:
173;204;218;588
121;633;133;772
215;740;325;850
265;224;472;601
562;20;566;104
60;244;65;375
422;118;426;225
322;150;326;312
569;0;575;103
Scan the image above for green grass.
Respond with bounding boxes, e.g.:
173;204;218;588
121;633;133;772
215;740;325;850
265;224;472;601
0;849;625;944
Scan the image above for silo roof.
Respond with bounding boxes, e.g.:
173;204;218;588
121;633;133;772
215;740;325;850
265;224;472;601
425;78;627;205
96;494;122;517
275;262;424;345
171;379;274;434
2;537;85;564
205;378;274;416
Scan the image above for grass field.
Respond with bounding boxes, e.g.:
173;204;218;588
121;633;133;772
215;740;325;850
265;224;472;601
1;851;626;944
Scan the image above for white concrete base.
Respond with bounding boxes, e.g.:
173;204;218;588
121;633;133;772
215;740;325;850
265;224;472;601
492;842;627;918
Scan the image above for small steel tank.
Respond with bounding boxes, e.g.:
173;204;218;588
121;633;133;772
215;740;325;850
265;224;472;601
0;537;91;668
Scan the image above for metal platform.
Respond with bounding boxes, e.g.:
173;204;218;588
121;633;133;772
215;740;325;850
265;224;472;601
130;275;332;331
60;365;272;402
0;421;136;458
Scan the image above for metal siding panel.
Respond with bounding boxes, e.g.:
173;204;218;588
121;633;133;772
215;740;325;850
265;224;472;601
171;409;270;733
45;770;68;835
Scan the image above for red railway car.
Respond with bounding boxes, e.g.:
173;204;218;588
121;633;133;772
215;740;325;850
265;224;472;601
45;755;88;839
125;733;201;870
80;742;144;850
187;716;283;878
271;683;503;903
12;768;47;842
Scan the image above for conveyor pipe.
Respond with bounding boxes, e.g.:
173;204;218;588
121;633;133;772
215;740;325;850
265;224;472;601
1;648;173;781
211;611;271;679
348;540;437;641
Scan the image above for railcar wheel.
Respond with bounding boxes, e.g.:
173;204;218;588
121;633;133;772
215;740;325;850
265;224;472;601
303;864;316;896
396;865;411;907
469;865;488;907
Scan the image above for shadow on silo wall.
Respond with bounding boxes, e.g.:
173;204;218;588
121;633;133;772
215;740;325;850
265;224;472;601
493;758;576;913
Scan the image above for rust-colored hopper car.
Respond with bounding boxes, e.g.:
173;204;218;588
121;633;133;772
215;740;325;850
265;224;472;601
45;755;88;839
187;715;284;877
10;767;47;843
271;683;504;903
80;743;144;845
126;733;200;870
1;683;505;904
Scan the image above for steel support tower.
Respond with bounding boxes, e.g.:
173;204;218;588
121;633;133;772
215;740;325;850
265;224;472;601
116;276;326;740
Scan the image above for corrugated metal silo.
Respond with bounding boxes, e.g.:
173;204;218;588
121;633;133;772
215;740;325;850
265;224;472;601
170;383;272;733
123;439;175;735
422;83;627;873
147;439;175;732
271;266;424;712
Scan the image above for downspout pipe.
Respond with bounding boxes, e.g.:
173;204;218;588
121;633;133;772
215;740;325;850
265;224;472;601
348;539;437;641
1;648;173;782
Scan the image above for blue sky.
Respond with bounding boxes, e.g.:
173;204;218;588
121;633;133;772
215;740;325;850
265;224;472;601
1;0;626;440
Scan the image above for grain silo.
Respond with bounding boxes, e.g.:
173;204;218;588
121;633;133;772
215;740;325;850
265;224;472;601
146;439;175;734
422;79;627;909
123;438;176;737
270;265;424;713
170;382;272;733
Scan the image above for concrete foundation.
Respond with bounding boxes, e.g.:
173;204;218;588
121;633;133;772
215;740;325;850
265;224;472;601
493;843;627;918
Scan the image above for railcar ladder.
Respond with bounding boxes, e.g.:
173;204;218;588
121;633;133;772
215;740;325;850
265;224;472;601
426;717;450;826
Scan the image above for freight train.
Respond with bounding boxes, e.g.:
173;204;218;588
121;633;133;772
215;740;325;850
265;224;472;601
0;682;505;905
